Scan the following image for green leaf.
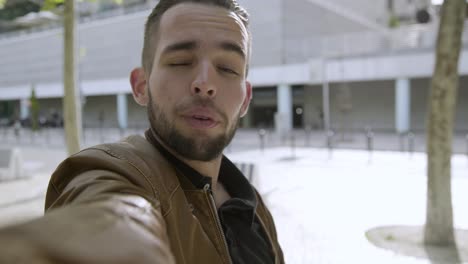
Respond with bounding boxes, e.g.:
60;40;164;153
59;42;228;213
0;0;6;10
42;0;65;11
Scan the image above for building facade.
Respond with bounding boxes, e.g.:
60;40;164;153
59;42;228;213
0;0;467;133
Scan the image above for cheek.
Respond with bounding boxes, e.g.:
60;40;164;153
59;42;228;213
150;73;186;105
231;83;247;105
220;84;246;114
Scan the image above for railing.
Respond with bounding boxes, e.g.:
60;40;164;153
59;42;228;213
1;4;467;61
0;2;152;40
285;21;468;62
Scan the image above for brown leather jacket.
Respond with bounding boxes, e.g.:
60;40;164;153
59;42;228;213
0;135;284;264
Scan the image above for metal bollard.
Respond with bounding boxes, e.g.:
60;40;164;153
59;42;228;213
290;132;296;159
258;129;266;153
14;121;21;143
326;129;334;154
304;125;312;147
99;126;104;144
407;132;415;156
366;128;374;152
365;127;374;163
399;133;405;152
326;130;334;149
326;130;335;159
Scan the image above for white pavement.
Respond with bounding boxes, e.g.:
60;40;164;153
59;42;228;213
0;147;66;227
227;148;468;264
1;145;467;263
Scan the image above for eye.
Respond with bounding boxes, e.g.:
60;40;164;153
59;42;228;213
168;62;191;67
218;66;239;76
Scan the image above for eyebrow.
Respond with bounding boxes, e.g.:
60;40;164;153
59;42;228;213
161;40;246;59
162;41;197;54
219;41;246;59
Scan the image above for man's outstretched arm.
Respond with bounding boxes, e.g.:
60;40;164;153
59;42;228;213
0;149;176;264
0;194;175;263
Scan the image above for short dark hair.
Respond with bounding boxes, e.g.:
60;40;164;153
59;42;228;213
142;0;250;75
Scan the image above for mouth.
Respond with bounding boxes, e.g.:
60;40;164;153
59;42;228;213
182;111;220;129
193;115;212;121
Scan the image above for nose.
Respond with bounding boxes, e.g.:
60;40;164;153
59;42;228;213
190;62;217;98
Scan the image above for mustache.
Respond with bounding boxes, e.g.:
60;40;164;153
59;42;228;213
175;97;228;121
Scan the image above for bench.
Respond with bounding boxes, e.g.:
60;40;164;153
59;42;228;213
0;148;24;181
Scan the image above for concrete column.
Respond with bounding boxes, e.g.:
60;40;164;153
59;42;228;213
275;84;293;135
20;99;29;120
117;93;128;129
395;78;411;133
322;58;331;132
303;86;315;129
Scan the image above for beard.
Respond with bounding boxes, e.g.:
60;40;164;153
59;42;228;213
147;93;240;161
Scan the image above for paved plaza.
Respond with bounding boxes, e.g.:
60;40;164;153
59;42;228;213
1;129;468;263
229;147;468;263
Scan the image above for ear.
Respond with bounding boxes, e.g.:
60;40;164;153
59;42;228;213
240;81;252;117
130;67;149;106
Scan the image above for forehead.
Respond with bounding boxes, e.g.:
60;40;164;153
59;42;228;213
156;3;248;49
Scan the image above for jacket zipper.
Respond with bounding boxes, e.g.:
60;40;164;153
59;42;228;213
204;183;233;264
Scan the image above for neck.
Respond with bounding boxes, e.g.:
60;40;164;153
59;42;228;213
152;132;222;187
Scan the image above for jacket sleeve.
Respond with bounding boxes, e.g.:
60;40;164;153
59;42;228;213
0;148;176;264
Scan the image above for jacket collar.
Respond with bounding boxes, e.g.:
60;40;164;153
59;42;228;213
145;129;257;211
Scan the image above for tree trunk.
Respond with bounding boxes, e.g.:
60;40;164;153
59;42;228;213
63;0;82;155
425;0;466;246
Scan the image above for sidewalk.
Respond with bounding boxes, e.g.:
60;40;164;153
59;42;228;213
228;147;468;264
0;147;66;228
1;132;467;263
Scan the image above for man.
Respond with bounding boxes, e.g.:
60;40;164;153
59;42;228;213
0;0;284;263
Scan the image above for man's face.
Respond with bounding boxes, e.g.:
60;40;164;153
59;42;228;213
145;3;251;161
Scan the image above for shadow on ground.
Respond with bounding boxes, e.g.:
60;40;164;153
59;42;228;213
366;225;468;264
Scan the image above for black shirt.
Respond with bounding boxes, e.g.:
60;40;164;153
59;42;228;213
145;130;274;264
